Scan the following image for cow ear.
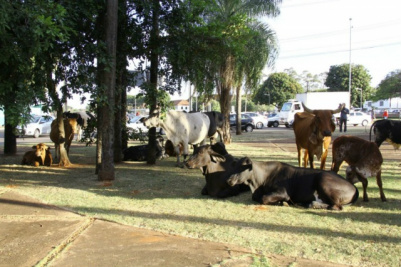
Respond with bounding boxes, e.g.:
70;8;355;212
32;145;36;149
210;152;226;163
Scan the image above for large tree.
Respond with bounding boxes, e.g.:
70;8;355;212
253;72;303;108
325;63;373;108
373;70;401;101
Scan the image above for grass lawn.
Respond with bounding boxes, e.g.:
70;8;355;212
1;125;400;267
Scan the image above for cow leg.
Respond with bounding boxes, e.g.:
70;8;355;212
261;188;290;206
360;176;369;202
331;159;343;173
320;148;328;170
303;150;309;168
375;170;387;202
296;145;302;167
308;150;315;169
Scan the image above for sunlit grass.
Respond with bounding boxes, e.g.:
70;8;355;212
1;127;400;267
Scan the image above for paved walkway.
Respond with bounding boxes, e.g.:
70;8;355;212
0;190;353;267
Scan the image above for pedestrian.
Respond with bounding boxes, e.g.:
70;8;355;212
339;103;349;132
383;109;388;119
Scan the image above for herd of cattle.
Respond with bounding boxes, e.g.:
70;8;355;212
20;106;401;210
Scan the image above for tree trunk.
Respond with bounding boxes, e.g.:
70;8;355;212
98;0;118;181
219;85;232;144
55;109;71;167
235;85;242;135
146;0;160;165
3;106;17;155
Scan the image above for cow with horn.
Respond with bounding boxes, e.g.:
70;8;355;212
293;103;344;169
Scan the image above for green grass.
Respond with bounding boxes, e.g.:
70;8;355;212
1;127;400;267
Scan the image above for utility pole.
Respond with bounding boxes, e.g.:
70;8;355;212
348;18;353;108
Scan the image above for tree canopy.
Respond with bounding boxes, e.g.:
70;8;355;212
373;70;401;101
253;72;303;108
325;63;373;108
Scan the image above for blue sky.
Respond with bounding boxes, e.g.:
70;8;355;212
262;0;401;87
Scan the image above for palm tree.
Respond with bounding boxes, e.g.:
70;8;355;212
209;0;281;142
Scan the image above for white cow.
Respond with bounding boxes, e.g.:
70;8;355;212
143;110;210;166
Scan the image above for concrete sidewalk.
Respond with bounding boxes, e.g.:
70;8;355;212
0;190;352;267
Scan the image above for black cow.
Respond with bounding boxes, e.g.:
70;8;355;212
185;143;249;198
370;119;401;149
123;136;165;161
227;158;359;210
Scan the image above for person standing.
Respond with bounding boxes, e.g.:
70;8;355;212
339;103;349;132
383;109;388;119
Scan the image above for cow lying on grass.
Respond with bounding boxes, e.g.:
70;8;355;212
21;143;52;167
185;143;249;198
227;158;358;210
123;136;165;161
331;135;386;202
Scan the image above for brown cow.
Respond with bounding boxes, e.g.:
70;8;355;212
50;118;76;159
331;135;386;202
293;103;343;169
21;143;52;167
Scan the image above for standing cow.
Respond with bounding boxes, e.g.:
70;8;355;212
142;109;210;166
293;103;343;169
50;118;76;160
369;119;401;149
227;158;359;210
331;135;386;202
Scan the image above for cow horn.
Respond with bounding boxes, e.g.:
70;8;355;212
302;103;314;113
332;103;344;114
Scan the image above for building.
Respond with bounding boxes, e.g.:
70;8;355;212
364;97;401;112
172;99;190;111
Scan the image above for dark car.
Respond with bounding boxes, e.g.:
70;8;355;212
229;114;255;132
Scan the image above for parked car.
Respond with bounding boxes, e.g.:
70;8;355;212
243;112;266;129
267;114;280;127
229;114;255;132
16;115;55;138
347;111;371;126
127;115;148;134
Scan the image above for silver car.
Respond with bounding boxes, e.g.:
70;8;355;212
16;115;55;138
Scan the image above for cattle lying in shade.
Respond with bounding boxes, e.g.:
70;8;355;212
21;143;52;167
331;135;386;202
369;119;401;149
227;158;359;210
293;103;343;169
185;143;249;198
123;136;165;161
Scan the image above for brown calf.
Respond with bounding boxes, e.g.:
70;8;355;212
21;143;52;167
331;135;386;202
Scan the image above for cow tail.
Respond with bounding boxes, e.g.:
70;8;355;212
351;185;359;204
369;121;377;142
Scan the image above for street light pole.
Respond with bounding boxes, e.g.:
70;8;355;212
349;18;353;108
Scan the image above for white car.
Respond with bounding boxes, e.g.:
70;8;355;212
267;115;280;127
16;115;55;138
243;112;266;129
347;111;371;126
127;115;148;134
